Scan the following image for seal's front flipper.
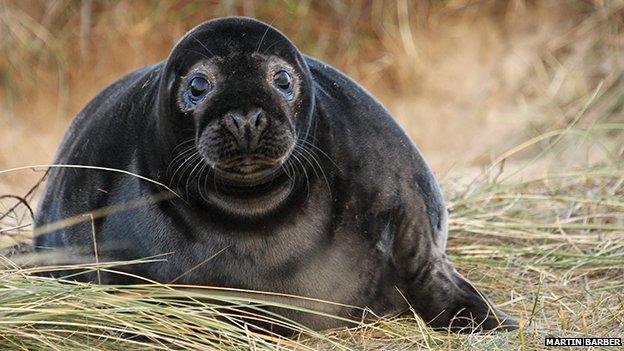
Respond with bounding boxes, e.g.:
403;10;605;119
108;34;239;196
406;257;519;332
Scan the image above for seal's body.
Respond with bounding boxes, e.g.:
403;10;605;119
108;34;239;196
35;17;517;331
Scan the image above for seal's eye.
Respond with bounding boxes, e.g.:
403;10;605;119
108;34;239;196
181;75;212;110
273;70;292;91
190;76;209;97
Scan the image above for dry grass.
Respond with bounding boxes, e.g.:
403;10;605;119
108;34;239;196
0;0;623;350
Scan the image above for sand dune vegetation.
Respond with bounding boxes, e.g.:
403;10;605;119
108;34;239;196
0;1;622;349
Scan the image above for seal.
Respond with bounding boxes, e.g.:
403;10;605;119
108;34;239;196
34;17;518;332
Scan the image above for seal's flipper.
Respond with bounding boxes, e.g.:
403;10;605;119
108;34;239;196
406;257;519;332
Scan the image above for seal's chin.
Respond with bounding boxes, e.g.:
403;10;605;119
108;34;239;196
214;155;284;187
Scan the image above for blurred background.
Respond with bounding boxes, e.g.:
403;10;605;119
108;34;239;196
0;0;622;194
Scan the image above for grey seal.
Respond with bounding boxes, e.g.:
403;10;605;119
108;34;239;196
34;17;518;332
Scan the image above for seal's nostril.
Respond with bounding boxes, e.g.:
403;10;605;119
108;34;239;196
248;109;264;130
230;114;242;130
224;112;246;136
254;111;264;128
225;110;265;139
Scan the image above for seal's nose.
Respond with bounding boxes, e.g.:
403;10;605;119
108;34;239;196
224;108;267;152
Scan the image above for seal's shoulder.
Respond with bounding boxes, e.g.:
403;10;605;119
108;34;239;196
55;63;164;163
305;56;373;107
305;56;405;134
72;62;163;127
305;56;417;160
305;56;446;236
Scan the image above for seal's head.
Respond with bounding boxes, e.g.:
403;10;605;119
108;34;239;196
159;17;314;188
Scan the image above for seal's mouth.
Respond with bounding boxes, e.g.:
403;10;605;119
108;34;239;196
218;155;278;171
213;155;285;187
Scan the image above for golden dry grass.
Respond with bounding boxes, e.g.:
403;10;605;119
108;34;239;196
0;0;623;350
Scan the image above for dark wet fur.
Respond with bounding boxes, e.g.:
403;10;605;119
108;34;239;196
34;17;518;332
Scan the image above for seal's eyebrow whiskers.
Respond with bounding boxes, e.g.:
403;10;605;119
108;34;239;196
255;25;271;53
182;49;211;61
261;39;288;55
255;15;282;53
188;33;215;57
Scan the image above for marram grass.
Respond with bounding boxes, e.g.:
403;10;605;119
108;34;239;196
0;1;622;349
